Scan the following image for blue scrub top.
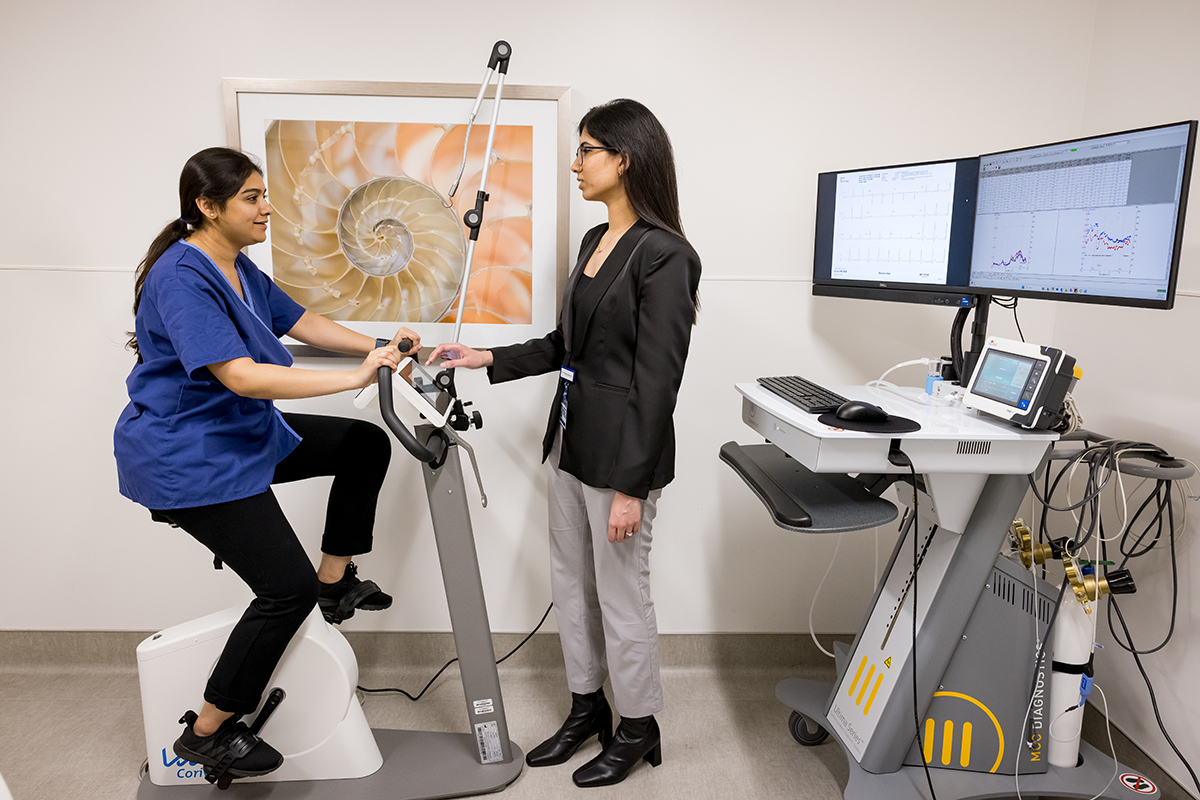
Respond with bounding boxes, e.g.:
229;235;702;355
114;239;307;510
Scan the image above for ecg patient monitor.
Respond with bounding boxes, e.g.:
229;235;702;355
353;358;452;428
962;336;1079;430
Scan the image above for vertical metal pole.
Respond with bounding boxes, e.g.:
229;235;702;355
419;427;513;765
452;73;507;344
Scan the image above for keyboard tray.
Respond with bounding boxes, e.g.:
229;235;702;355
720;442;899;533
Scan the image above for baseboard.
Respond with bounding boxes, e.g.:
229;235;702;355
4;629;1184;799
0;629;854;673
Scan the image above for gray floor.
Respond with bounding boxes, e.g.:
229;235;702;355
0;631;1188;800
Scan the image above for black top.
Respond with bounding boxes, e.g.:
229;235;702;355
487;220;702;498
572;273;593;321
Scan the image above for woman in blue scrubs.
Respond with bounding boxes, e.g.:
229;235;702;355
114;147;417;782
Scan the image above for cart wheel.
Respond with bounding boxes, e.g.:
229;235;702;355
789;710;829;746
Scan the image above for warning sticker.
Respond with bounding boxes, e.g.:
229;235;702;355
475;720;504;764
1119;773;1157;794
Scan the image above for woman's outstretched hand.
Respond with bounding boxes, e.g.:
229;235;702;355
352;344;402;388
425;342;492;370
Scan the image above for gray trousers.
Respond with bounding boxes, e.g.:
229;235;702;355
546;430;664;718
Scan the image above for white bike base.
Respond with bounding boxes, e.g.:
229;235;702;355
137;728;524;799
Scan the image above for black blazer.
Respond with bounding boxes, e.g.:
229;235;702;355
487;220;701;499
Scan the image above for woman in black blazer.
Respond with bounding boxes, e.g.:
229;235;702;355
428;99;700;788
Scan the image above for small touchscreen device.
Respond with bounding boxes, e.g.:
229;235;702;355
353;358;452;428
962;336;1078;430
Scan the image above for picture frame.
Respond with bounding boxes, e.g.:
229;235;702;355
223;78;571;352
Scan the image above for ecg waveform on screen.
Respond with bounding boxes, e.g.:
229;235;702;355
993;250;1028;268
830;163;957;284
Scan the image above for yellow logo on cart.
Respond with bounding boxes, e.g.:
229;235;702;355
846;656;885;716
922;692;1005;773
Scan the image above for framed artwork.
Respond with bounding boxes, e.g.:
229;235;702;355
223;79;571;348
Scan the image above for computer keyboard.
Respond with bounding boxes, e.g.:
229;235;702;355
756;375;848;414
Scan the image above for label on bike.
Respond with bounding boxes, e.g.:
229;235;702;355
475;720;504;764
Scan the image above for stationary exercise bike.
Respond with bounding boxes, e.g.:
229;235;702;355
136;41;521;795
136;344;523;798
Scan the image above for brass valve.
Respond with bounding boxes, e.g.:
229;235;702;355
1061;556;1137;613
1011;519;1055;568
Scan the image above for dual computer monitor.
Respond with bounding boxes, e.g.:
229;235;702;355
812;121;1198;310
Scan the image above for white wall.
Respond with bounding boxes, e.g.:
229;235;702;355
10;0;1198;788
10;0;1200;788
0;0;1097;634
1045;1;1200;793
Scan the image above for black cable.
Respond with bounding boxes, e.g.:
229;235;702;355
1037;439;1198;792
949;303;970;383
1106;490;1178;656
1038;469;1051;580
889;446;937;800
1117;481;1168;563
1108;592;1200;794
357;602;554;701
497;601;555;665
1028;441;1169;555
989;296;1024;342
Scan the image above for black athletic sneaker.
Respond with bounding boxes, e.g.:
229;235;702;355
318;562;393;624
174;710;283;786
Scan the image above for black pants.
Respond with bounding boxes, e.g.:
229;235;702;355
155;414;391;715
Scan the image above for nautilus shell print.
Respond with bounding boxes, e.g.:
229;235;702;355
265;120;534;323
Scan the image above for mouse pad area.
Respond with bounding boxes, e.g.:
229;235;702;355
817;413;922;434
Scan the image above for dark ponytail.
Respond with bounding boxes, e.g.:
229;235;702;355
126;147;261;358
579;99;699;319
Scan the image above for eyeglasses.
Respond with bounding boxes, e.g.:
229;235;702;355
575;144;617;162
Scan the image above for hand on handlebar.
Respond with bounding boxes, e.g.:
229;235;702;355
353;345;402;389
389;327;421;356
426;342;492;370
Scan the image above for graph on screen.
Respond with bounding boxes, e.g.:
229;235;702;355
970;124;1190;300
832;162;956;284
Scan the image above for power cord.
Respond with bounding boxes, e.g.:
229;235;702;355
1027;436;1199;795
990;296;1024;342
358;602;554;701
887;445;938;800
872;358;940;387
1098;468;1200;793
807;533;843;659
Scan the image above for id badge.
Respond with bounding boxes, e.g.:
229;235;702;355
559;367;575;429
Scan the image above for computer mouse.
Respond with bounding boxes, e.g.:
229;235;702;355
835;400;889;423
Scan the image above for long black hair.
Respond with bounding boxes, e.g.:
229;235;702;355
580;99;685;240
579;99;698;317
126;147;262;357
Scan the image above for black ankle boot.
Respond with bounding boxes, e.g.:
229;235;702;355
525;688;613;767
572;714;661;787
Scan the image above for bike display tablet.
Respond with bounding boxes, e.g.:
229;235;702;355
353;358;452;428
